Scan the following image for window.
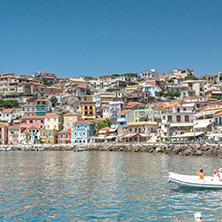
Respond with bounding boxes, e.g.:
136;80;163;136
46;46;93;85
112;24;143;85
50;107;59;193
30;120;33;123
84;125;87;128
74;132;77;135
41;120;44;123
168;116;172;122
66;134;68;138
135;128;137;133
54;118;56;121
163;116;166;120
185;115;189;122
47;125;49;129
183;108;186;111
60;134;63;138
54;125;56;129
48;132;52;137
42;132;46;137
47;118;50;122
165;125;167;128
176;115;181;122
47;140;51;144
77;125;80;128
85;106;87;110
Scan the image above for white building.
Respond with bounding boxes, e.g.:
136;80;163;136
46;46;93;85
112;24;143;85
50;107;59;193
139;69;160;80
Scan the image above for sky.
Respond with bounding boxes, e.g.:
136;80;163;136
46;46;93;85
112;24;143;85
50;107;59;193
0;0;222;78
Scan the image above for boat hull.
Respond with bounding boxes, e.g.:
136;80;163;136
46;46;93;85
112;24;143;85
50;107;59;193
169;172;222;188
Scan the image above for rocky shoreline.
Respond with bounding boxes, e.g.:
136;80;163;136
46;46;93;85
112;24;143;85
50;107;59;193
1;142;222;157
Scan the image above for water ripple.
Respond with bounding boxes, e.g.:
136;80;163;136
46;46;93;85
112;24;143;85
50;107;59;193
0;151;222;221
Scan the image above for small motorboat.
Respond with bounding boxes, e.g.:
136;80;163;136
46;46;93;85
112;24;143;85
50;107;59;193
73;148;84;152
169;172;222;188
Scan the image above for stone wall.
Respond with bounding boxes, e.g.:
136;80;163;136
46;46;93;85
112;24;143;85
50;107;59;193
1;142;222;157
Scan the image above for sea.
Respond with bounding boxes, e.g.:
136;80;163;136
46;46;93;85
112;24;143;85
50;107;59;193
0;151;222;221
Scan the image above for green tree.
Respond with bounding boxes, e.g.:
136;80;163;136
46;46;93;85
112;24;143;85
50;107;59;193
95;119;112;136
86;88;91;95
156;91;164;98
127;82;138;86
50;97;58;107
185;76;198;80
147;96;155;102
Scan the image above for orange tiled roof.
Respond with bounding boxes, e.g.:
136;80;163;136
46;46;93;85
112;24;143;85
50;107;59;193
2;109;13;113
214;111;222;117
64;112;81;116
45;113;60;118
74;121;94;125
99;127;111;132
20;115;45;120
119;109;132;115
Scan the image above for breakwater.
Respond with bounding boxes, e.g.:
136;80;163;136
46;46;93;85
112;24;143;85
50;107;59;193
1;142;222;157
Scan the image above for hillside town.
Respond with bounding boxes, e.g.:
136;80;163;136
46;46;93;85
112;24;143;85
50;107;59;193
0;69;222;145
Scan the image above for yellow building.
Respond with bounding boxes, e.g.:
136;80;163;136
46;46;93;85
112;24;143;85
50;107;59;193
81;101;96;120
40;129;58;144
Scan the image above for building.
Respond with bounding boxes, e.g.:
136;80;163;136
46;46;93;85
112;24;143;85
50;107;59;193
8;125;26;144
40;129;58;144
181;80;209;96
123;121;159;142
109;97;128;120
18;115;45;129
139;69;160;80
71;121;94;143
22;126;40;144
81;101;96;120
134;108;162;123
24;98;51;116
172;69;194;78
0;123;9;145
63;113;81;129
161;104;194;138
45;113;62;131
58;128;71;144
35;71;58;84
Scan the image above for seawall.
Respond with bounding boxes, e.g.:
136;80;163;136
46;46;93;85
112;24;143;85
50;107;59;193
1;143;222;157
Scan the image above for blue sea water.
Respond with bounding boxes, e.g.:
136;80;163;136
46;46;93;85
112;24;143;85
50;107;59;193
0;151;222;221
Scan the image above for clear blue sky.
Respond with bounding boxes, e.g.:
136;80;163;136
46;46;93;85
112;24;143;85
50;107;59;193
0;0;221;78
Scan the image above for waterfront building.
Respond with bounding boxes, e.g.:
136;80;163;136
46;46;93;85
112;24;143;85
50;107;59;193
58;128;71;144
21;125;40;144
81;101;96;120
40;129;58;144
71;121;94;143
45;113;62;131
161;104;194;138
123;121;158;142
101;106;110;118
63;112;81;129
8;125;26;144
2;109;15;123
0;123;9;145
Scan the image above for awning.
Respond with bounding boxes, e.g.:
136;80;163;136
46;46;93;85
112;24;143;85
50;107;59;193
194;122;211;128
170;123;193;127
174;132;204;138
123;133;136;138
109;128;117;132
106;136;117;139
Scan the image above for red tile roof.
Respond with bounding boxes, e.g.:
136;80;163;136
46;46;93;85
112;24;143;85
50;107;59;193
45;113;60;118
75;84;87;89
119;110;132;115
99;127;111;132
74;121;94;125
20;116;45;120
2;109;13;113
64;112;81;116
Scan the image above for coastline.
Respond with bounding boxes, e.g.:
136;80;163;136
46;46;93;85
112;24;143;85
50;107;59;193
1;142;222;157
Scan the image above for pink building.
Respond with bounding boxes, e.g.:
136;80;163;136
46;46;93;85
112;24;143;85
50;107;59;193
18;116;45;129
58;128;71;144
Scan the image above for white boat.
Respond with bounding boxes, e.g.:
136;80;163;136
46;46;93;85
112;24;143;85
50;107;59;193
169;172;222;188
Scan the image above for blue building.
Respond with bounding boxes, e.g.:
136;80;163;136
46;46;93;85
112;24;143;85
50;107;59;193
71;121;94;143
